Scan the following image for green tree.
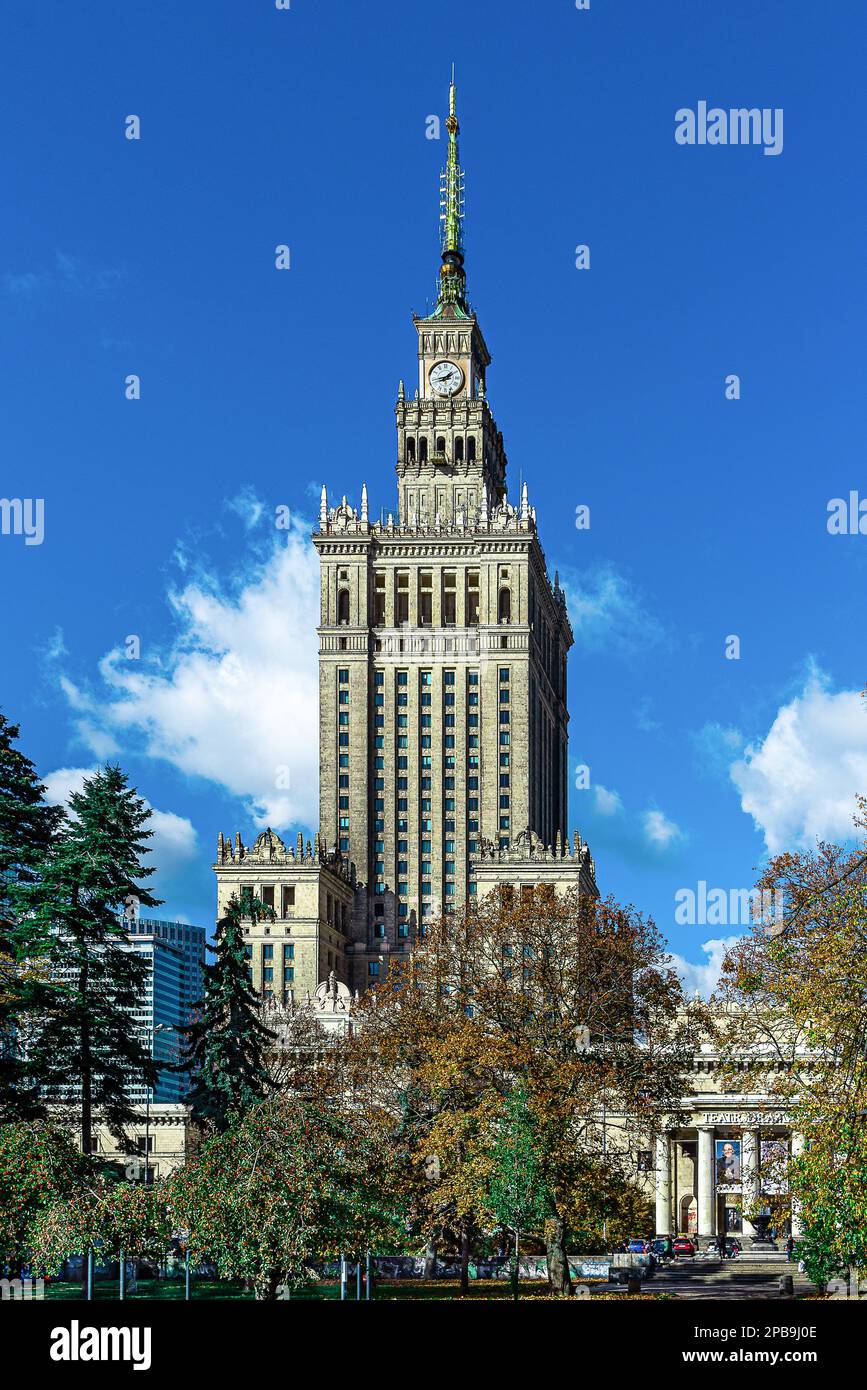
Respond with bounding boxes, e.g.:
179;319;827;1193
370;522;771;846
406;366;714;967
170;1093;405;1299
486;1084;551;1299
177;893;276;1134
0;1120;91;1270
23;765;161;1152
29;1173;172;1274
0;713;64;1122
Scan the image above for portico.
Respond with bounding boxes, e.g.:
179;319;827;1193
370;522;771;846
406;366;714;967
654;1106;794;1243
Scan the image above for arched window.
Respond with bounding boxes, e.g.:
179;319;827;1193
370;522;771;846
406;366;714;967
419;437;428;463
454;436;464;463
498;587;511;625
435;436;446;456
406;436;416;463
467;436;476;462
337;589;350;625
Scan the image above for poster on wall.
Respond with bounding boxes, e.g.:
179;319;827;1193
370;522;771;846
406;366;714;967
715;1139;742;1182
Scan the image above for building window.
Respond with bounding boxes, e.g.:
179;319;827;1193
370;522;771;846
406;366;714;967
442;571;456;626
467;435;476;462
369;962;380;978
373;573;386;626
498;587;511;625
419;437;428;463
406;436;416;462
466;570;479;626
281;886;295;916
396;572;410;625
261;885;275;909
338;588;350;624
419;571;433;626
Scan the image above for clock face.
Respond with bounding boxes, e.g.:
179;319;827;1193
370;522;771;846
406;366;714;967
430;360;464;397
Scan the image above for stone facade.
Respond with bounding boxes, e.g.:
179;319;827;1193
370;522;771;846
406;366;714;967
472;827;599;901
213;828;355;1005
51;1103;189;1182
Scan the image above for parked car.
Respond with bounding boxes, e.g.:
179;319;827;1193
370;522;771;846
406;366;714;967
673;1237;696;1257
626;1238;649;1254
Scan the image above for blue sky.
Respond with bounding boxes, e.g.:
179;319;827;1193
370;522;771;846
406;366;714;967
2;0;865;990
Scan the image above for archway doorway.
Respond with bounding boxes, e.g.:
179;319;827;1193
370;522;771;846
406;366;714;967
680;1194;697;1234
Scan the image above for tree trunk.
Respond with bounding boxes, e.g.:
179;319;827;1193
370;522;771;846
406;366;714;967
254;1270;283;1300
423;1238;437;1281
459;1228;470;1297
545;1215;573;1297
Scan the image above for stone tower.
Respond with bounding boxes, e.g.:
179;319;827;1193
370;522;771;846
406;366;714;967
314;76;573;992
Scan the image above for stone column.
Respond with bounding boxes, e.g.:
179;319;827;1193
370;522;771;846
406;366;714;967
741;1129;760;1238
697;1126;716;1240
655;1133;671;1237
790;1132;804;1237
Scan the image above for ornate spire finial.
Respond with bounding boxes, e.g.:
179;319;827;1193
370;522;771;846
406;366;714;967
361;482;369;523
319;484;327;528
437;69;468;314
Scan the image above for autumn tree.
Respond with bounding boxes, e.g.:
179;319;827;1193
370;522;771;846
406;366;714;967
345;884;693;1295
717;799;867;1288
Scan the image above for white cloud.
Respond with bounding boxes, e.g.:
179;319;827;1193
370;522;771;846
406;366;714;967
42;766;198;884
666;936;741;999
593;783;623;816
226;487;266;530
643;807;684;850
730;668;867;854
58;509;320;830
556;563;668;657
580;782;685;863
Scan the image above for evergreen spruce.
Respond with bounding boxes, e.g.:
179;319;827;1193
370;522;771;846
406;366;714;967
179;894;276;1133
0;713;64;1122
23;764;162;1151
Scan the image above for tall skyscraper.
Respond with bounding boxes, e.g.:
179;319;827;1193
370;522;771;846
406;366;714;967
125;917;206;1103
314;78;573;987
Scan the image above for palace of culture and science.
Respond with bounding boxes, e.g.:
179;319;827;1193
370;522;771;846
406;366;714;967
214;75;598;1002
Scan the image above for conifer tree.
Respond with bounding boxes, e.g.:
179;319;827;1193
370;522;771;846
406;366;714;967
23;765;161;1151
0;713;64;1122
179;893;276;1133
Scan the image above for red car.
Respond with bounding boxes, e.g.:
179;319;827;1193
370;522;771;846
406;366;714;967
673;1237;696;1257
